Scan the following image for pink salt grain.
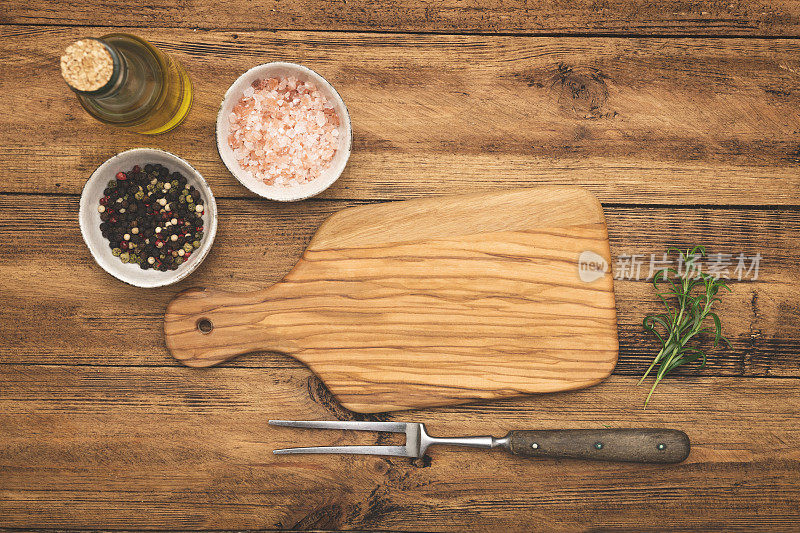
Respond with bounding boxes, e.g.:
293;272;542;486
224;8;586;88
227;76;341;187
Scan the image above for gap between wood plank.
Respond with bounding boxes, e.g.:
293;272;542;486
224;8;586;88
2;360;800;381
1;191;799;210
3;21;800;40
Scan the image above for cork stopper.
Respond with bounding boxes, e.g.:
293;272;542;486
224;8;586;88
60;39;114;92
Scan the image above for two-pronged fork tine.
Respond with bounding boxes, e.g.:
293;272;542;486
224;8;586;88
269;420;419;457
273;445;412;456
269;420;408;432
269;420;692;463
269;419;502;458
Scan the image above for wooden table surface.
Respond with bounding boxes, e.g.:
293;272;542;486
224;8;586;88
2;2;800;531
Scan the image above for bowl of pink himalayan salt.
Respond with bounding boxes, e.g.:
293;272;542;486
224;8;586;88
216;62;352;201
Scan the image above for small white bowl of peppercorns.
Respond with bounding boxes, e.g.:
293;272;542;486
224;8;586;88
79;148;218;288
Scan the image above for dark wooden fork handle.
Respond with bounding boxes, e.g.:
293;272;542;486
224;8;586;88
506;429;690;463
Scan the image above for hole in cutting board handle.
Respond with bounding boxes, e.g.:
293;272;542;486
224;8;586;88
165;287;281;367
196;318;213;334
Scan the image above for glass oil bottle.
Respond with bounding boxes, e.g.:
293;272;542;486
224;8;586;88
60;33;193;134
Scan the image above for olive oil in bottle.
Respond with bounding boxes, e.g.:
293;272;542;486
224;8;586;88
60;34;192;134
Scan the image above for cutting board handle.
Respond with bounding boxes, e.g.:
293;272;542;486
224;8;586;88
164;286;297;367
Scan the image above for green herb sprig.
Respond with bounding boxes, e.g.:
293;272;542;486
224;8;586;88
640;246;732;406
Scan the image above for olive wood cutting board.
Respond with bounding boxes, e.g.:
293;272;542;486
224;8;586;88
165;187;618;413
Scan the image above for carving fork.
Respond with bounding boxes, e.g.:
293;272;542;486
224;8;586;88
269;420;690;463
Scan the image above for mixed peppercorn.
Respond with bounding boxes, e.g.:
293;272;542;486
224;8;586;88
97;163;205;271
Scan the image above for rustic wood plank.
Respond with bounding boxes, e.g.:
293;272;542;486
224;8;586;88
3;27;800;204
4;0;800;36
1;366;798;530
1;195;798;378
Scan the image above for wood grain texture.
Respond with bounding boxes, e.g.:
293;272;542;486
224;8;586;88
1;366;798;530
164;188;618;412
3;27;800;204
4;0;800;36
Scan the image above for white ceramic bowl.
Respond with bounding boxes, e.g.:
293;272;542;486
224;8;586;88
79;148;218;288
216;62;352;201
